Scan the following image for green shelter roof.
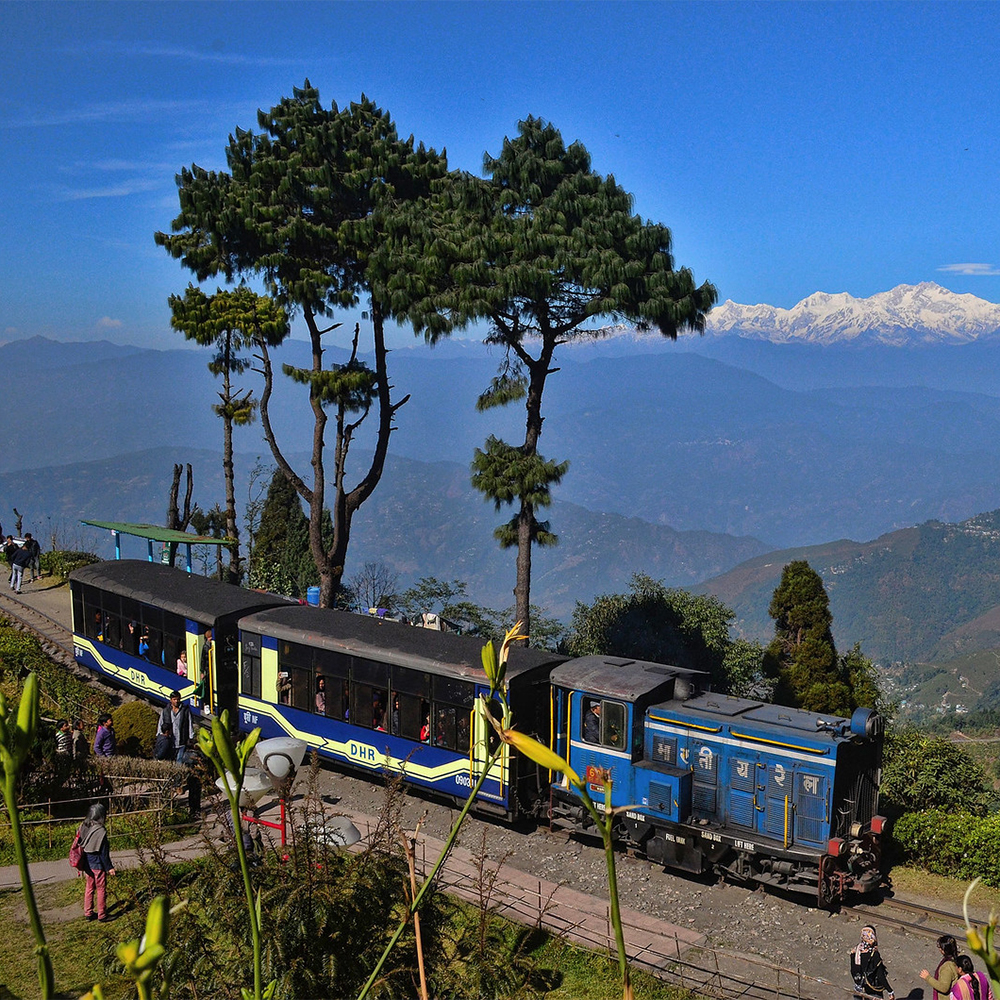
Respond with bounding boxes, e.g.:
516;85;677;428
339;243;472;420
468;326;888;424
82;520;234;547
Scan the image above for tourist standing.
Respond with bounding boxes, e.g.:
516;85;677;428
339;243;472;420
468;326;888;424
159;690;191;763
93;714;116;757
76;802;116;921
851;925;894;999
921;935;961;1000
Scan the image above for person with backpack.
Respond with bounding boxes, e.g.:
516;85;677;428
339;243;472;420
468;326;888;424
22;532;40;581
951;955;995;1000
74;802;116;921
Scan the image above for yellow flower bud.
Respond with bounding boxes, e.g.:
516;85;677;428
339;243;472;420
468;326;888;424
501;728;583;788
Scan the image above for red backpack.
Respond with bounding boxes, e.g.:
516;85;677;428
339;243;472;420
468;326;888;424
69;832;85;870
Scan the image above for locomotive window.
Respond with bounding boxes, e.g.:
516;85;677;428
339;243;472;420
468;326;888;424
582;698;626;749
601;702;626;749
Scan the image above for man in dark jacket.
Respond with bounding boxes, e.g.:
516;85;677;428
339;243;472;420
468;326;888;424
10;543;31;593
160;690;192;763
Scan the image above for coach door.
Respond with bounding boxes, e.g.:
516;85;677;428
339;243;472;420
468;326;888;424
472;684;506;803
209;624;240;721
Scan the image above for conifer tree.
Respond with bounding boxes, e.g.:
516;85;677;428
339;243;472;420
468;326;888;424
250;469;312;597
156;84;451;605
763;560;854;715
381;117;716;638
168;285;289;584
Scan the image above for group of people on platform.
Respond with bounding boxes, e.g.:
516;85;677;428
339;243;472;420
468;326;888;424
852;927;995;1000
5;531;41;594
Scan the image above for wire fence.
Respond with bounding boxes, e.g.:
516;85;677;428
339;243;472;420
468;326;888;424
412;836;865;1000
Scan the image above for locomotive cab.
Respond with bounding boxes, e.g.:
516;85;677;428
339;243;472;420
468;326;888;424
547;656;702;829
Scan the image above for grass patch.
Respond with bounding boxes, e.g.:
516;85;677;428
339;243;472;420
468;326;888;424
0;858;693;999
889;863;1000;911
0;879;134;999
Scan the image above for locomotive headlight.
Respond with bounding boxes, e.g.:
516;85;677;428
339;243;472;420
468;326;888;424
850;822;863;838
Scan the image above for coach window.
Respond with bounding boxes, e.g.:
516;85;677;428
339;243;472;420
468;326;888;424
314;649;351;719
432;676;474;753
391;665;431;740
351;658;389;731
161;610;185;676
120;598;140;655
279;640;313;712
241;632;262;699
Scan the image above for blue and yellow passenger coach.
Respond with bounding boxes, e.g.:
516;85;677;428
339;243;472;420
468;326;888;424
70;561;288;716
236;605;562;817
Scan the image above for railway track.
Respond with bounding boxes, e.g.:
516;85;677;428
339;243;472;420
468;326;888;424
846;893;988;940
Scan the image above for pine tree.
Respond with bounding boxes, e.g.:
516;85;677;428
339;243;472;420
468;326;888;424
763;561;853;715
380;118;716;639
250;469;311;597
156;84;450;605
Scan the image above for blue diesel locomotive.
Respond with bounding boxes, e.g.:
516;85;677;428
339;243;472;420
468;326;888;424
69;560;885;905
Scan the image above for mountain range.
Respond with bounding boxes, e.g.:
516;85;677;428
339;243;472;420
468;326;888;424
704;282;1000;345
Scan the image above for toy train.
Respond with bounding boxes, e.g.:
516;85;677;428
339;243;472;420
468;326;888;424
69;560;885;906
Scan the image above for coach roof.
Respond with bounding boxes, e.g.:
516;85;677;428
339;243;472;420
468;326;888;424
69;560;289;624
240;605;565;681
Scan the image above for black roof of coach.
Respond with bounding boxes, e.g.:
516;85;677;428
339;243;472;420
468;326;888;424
69;560;290;625
550;655;703;701
240;605;565;681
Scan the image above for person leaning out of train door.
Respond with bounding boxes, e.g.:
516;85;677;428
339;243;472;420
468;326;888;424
160;690;192;764
851;925;894;999
583;700;601;743
921;934;961;1000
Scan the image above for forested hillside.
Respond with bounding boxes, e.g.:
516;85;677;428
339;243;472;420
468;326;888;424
700;510;1000;665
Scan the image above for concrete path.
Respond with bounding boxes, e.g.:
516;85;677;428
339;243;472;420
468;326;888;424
1;795;704;979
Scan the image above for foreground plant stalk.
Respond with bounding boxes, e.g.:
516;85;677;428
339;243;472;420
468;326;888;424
0;674;55;999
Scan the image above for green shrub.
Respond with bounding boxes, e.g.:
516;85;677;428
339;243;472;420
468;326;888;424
891;809;972;876
40;550;99;578
112;701;159;758
893;809;1000;887
881;727;996;816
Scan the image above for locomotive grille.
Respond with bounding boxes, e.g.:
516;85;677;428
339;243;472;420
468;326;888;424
648;781;674;817
652;735;676;764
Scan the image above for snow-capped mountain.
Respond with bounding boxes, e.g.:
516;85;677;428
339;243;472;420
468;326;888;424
705;282;1000;345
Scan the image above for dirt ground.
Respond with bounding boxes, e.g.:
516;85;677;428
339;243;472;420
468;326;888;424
308;763;997;1000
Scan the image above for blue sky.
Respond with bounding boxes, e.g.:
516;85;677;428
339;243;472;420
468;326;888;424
3;0;999;350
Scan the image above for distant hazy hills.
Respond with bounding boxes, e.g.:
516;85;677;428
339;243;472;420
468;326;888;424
705;282;1000;345
9;306;1000;667
0;446;768;620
